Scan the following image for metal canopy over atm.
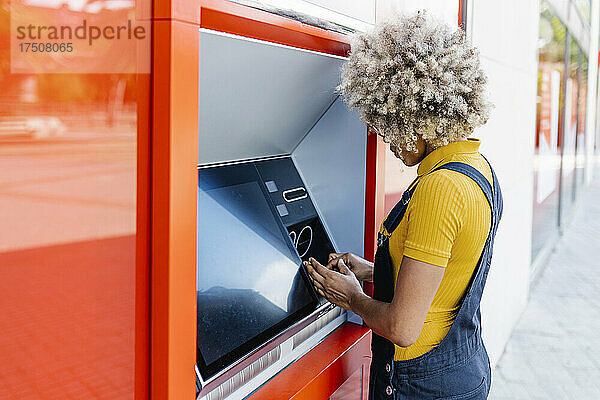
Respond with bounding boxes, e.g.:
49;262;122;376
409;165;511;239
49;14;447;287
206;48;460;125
196;28;367;399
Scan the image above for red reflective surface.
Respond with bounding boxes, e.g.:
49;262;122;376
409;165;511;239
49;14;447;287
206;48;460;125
383;146;417;216
328;366;364;400
0;1;150;399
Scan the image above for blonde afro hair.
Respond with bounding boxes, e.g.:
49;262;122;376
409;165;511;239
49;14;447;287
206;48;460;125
338;11;491;153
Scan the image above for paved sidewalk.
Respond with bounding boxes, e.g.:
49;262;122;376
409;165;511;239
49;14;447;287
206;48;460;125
489;170;600;399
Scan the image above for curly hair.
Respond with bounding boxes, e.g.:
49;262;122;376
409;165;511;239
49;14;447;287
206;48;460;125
338;11;491;153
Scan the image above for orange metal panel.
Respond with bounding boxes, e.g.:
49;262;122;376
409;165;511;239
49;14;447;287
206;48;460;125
199;0;350;57
154;0;350;58
136;62;152;400
151;18;199;400
250;323;372;400
154;0;201;25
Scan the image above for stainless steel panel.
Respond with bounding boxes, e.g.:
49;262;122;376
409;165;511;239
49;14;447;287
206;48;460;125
199;29;344;165
292;98;367;257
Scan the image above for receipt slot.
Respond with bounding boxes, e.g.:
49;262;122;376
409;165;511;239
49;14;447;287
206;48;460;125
195;23;369;400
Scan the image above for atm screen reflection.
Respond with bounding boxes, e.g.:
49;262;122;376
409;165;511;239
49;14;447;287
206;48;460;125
197;179;315;368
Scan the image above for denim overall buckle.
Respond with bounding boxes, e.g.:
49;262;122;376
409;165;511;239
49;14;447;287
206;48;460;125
377;232;387;248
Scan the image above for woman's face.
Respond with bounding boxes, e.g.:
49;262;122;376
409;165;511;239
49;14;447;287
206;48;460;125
390;136;427;167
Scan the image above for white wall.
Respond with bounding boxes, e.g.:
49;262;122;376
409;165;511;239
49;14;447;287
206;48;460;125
469;0;539;366
376;0;459;26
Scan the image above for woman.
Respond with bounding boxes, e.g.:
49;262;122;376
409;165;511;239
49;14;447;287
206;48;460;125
305;12;502;400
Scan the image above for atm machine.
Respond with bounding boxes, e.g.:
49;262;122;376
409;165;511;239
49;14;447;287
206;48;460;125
196;24;368;400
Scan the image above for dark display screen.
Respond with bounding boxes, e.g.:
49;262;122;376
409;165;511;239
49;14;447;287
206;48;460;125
197;164;318;379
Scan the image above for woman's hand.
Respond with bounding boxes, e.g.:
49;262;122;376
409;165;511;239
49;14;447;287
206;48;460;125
327;252;374;282
305;257;363;310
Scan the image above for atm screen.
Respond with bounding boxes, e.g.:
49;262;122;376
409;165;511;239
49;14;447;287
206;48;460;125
197;164;319;379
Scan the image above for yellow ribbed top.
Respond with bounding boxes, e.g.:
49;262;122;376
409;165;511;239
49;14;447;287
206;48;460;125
379;138;492;361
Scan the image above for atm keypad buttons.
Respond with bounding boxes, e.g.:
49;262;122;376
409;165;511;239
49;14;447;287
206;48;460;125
265;180;278;193
276;204;289;217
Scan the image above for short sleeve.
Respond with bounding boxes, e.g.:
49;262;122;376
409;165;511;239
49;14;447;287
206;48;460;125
403;172;464;268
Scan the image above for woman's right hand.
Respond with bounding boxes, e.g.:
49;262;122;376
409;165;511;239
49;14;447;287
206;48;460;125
327;252;373;282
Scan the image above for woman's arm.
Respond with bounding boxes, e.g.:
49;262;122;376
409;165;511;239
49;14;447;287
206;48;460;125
307;255;444;347
352;256;444;347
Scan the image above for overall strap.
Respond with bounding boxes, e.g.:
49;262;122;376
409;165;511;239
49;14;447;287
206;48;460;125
433;162;494;214
380;185;417;242
481;155;503;226
433;160;500;310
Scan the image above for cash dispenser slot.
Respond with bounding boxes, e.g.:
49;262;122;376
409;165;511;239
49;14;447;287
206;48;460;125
283;187;308;202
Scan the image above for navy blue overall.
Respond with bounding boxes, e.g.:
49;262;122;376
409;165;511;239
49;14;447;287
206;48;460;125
369;160;503;400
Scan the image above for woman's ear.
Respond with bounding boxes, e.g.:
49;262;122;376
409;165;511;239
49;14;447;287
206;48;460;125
415;136;427;158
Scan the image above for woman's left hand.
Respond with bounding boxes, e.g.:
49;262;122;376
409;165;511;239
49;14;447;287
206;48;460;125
305;257;363;310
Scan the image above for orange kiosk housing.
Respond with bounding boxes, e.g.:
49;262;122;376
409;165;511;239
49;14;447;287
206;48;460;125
151;0;387;398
